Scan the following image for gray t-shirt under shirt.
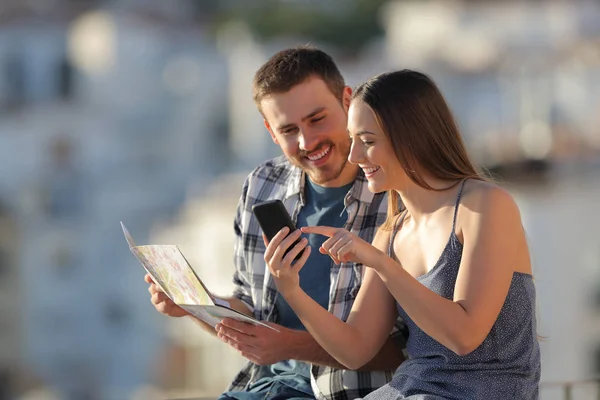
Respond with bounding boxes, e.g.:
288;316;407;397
264;177;352;394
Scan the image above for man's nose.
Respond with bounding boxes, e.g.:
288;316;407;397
298;129;320;152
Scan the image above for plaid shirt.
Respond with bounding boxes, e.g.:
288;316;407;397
227;156;406;400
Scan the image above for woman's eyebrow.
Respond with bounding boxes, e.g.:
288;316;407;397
347;129;376;136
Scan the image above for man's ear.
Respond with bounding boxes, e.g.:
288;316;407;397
342;86;352;112
264;119;279;144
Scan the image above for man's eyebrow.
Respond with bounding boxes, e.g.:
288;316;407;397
277;107;326;131
301;107;326;122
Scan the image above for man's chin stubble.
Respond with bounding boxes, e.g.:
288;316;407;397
308;159;349;185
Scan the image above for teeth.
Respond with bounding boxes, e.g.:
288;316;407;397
363;166;380;174
307;146;331;161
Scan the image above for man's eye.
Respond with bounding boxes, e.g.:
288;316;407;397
282;128;298;135
311;116;325;123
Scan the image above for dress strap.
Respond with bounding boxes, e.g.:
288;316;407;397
451;179;468;232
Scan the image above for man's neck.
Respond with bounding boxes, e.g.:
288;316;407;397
313;163;359;188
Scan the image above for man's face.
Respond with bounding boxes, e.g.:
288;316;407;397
261;77;356;187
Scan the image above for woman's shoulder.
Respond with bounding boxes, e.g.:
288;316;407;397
459;179;522;228
461;179;519;213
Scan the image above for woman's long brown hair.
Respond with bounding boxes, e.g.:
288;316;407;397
352;70;488;229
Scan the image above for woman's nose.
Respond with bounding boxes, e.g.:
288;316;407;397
348;141;363;164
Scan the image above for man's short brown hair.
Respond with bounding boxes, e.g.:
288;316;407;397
252;46;346;113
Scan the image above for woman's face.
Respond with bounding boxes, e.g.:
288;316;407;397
347;99;406;193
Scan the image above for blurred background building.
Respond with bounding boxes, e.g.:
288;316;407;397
0;0;598;399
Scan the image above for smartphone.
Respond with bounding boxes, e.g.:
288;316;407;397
252;199;305;261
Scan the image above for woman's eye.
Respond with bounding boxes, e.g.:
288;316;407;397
363;141;374;146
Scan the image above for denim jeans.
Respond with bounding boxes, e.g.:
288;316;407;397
218;379;314;400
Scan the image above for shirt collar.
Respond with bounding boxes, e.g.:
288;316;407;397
345;168;377;207
283;165;377;207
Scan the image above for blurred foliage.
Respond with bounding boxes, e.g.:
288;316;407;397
203;0;388;53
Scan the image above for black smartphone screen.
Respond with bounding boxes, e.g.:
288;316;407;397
252;199;305;261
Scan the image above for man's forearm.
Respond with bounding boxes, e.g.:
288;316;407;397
289;330;404;371
189;315;218;337
360;336;405;371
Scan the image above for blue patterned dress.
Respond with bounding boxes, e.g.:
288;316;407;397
365;180;541;399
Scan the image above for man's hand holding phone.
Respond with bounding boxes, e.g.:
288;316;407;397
262;226;311;296
253;200;312;297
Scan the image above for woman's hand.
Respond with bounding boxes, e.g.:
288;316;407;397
301;226;385;269
263;227;312;298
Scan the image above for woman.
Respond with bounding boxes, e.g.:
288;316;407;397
264;70;541;399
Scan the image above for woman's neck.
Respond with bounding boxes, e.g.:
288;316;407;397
395;177;463;224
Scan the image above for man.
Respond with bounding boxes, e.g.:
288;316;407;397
146;46;406;399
